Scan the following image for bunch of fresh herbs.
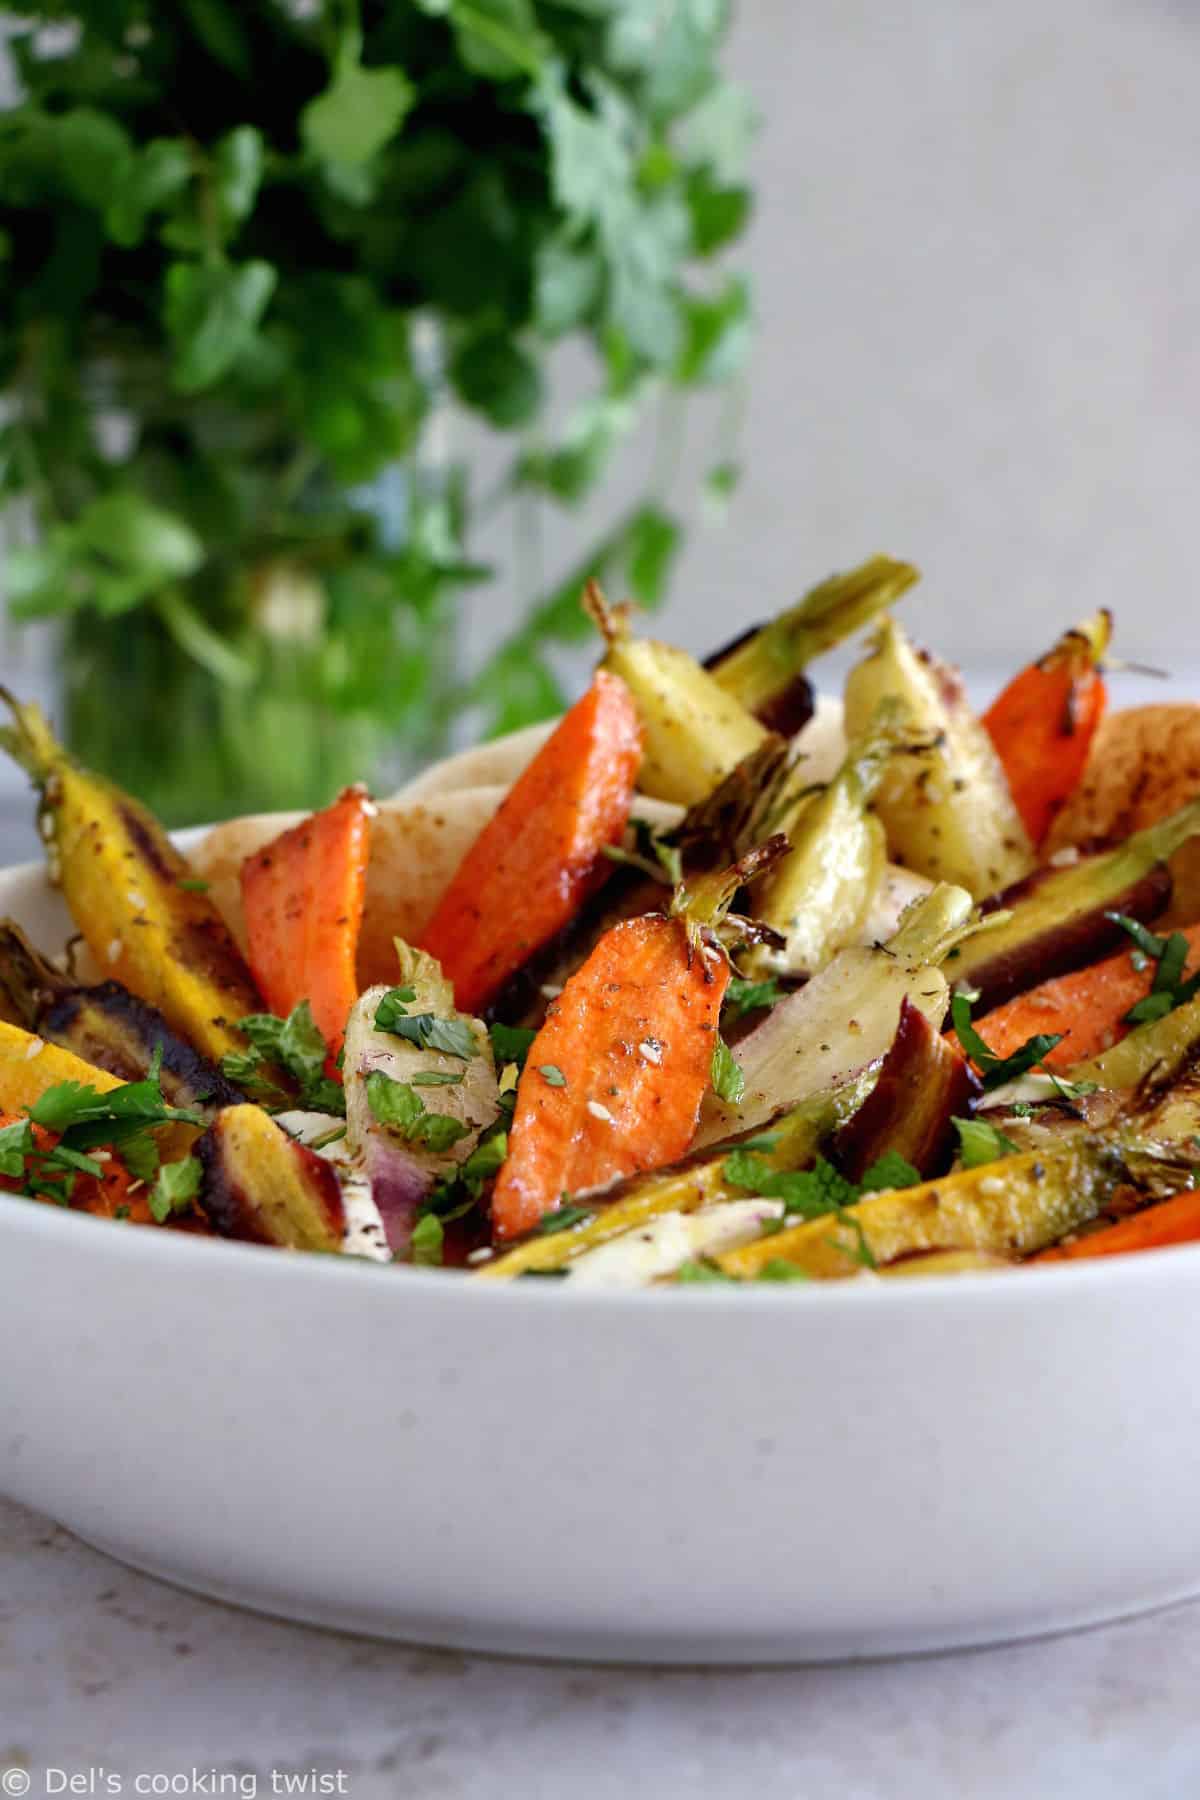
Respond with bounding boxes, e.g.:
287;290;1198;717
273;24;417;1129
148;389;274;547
0;1;754;821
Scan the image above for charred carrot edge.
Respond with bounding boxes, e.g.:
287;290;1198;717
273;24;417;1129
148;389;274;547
241;785;372;1062
1035;1190;1200;1262
974;921;1200;1071
421;671;643;1015
983;611;1112;846
489;908;730;1242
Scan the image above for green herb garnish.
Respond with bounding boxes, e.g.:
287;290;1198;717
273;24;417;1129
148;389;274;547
952;1116;1020;1169
1107;913;1200;1025
410;1213;444;1267
951;992;1064;1090
859;1150;922;1192
223;1000;344;1112
489;1023;537;1069
534;1203;595;1237
710;1035;745;1105
149;1155;202;1224
365;1072;469;1153
676;1258;736;1284
538;1064;567;1088
373;988;477;1060
755;1259;812;1283
409;1070;466;1088
1;1056;200;1210
724;976;785;1024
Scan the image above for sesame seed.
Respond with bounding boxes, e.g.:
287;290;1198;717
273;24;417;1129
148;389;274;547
24;1036;44;1060
587;1100;615;1123
106;938;123;964
639;1039;663;1065
540;983;563;999
127;889;146;910
466;1246;493;1265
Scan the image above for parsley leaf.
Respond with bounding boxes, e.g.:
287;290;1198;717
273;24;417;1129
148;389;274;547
410;1212;444;1267
409;1070;465;1088
953;1116;1020;1169
224;1001;345;1112
373;988;477;1060
149;1155;202;1224
859;1151;922;1192
710;1035;745;1104
365;1072;470;1153
1107;913;1200;1025
677;1258;736;1284
489;1022;537;1069
951;993;1063;1090
724;1151;859;1219
534;1203;595;1236
0;1119;34;1179
724;975;784;1024
755;1259;811;1283
538;1064;567;1087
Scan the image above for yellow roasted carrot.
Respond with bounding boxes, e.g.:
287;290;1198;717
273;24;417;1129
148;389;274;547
1;694;268;1071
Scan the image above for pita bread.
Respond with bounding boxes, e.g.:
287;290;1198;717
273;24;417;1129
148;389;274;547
388;721;555;805
193;783;682;991
1043;704;1200;929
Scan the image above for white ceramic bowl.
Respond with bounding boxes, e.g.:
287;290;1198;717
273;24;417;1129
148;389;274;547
2;852;1200;1663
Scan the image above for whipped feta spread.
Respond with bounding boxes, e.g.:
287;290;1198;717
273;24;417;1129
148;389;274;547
276;1110;391;1263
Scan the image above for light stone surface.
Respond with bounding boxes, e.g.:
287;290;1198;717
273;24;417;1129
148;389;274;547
2;1493;1199;1799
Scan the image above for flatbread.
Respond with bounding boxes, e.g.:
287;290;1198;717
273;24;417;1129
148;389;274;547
388;721;555;805
193;785;682;991
1043;704;1200;928
192;703;851;993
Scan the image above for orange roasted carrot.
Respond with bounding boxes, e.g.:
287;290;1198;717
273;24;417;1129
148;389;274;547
489;845;784;1242
0;1112;155;1222
241;784;372;1061
983;611;1112;846
1035;1191;1200;1262
421;670;643;1014
975;921;1200;1070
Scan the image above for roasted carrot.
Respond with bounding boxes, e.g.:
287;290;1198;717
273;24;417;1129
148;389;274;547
1035;1190;1200;1262
0;1112;154;1223
974;922;1200;1070
983;610;1112;846
421;671;643;1014
241;784;372;1061
490;846;783;1242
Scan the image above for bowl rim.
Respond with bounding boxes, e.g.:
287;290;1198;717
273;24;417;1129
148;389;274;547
5;1166;1200;1317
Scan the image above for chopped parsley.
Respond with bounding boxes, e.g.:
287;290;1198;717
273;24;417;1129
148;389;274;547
723;975;785;1025
223;1000;344;1112
534;1202;595;1236
710;1035;745;1105
951;992;1063;1090
149;1155;202;1224
489;1022;537;1069
538;1064;567;1088
676;1257;735;1284
0;1055;201;1211
724;1151;859;1218
365;1072;469;1153
953;1116;1020;1169
859;1150;922;1192
176;877;210;893
373;987;477;1060
1107;913;1200;1025
755;1259;812;1283
409;1069;465;1088
410;1212;444;1266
